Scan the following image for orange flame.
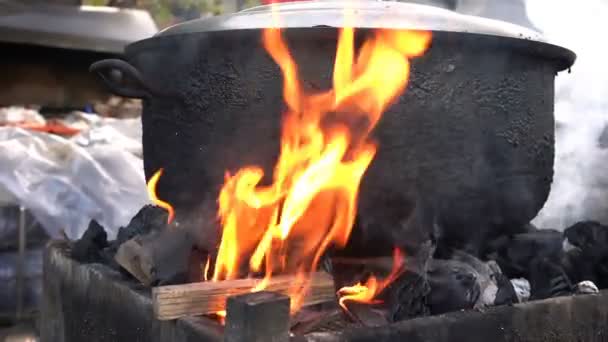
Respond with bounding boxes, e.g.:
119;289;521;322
203;255;211;282
147;169;175;224
209;17;431;314
214;310;226;325
337;248;405;311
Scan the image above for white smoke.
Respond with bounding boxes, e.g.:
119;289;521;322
529;0;608;229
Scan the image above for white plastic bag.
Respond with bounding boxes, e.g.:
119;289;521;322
0;114;148;239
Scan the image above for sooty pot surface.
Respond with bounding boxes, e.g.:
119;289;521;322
91;2;574;257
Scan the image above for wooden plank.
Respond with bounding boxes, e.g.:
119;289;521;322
153;272;336;320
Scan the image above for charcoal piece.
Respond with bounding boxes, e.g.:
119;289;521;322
341;302;389;327
71;220;108;263
564;221;608;251
452;251;517;307
99;241;122;269
290;308;343;335
146;229;193;286
510;278;531;302
563;221;608;289
386;271;431;322
77;205;171;270
529;257;573;300
114;228;193;286
561;248;596;286
115;205;169;245
486;229;563;279
426;259;480;315
493;272;518;305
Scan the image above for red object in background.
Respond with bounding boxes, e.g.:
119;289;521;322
262;0;308;4
2;121;81;137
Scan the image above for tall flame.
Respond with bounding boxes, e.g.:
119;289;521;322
211;16;431;313
147;168;175;224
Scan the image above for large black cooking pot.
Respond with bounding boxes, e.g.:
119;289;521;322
91;1;575;257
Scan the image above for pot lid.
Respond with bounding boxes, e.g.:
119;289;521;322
158;0;545;42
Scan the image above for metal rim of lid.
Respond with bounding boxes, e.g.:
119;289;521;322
158;0;545;42
139;1;575;70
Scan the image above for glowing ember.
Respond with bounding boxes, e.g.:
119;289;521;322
147;169;175;224
213;310;226;325
209;12;431;314
337;248;405;311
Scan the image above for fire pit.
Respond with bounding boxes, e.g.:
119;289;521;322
48;1;594;341
42;241;608;342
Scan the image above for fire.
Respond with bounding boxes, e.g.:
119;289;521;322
337;248;405;311
203;255;212;282
209;15;431;314
215;310;226;324
147;168;175;224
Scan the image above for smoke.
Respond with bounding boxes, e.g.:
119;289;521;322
528;0;608;229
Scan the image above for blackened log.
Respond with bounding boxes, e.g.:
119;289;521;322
486;229;563;279
451;251;517;307
426;259;480;315
529;257;573;300
116;205;169;245
384;271;430;322
114;228;193;286
563;221;608;289
493;272;518;305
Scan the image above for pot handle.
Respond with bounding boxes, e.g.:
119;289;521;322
90;59;153;99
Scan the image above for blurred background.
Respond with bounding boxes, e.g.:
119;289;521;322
0;0;605;340
82;0;259;27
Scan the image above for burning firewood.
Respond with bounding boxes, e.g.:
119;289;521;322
152;272;336;320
